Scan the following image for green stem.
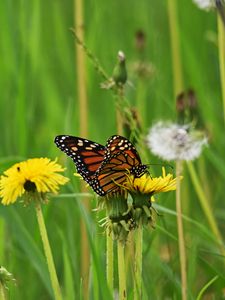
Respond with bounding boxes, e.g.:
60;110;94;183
0;282;7;300
196;275;219;300
134;225;143;300
106;226;114;296
35;201;62;300
0;218;5;262
116;86;124;135
167;0;184;97
176;161;187;300
187;162;225;257
117;241;127;300
217;14;225;124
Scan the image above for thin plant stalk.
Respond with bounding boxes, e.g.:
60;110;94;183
134;224;143;300
187;162;225;257
106;226;113;296
217;13;225;124
176;161;187;300
35;201;62;300
167;0;184;97
168;2;187;296
117;241;127;300
116;86;124;135
0;219;5;262
74;0;90;296
0;282;7;300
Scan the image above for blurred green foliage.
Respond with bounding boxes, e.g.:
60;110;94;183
0;0;225;299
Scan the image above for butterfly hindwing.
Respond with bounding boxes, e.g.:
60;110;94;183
91;137;147;195
54;135;105;183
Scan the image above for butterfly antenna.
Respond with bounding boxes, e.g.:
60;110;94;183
145;163;174;171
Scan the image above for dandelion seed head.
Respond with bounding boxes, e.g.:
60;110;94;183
192;0;218;10
147;122;207;161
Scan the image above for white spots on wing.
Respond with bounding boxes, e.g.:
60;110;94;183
78;140;83;146
118;140;124;146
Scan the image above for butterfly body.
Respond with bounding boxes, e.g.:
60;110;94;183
54;135;147;196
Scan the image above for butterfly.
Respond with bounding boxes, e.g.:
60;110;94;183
54;135;147;196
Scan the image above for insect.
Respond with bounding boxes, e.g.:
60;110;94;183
54;135;147;196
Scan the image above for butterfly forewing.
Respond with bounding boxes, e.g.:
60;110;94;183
54;135;105;183
105;135;142;162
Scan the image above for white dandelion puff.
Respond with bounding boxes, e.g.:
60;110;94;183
193;0;225;10
147;122;208;161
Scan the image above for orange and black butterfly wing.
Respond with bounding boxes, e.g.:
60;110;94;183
91;150;147;196
54;135;105;184
105;135;143;163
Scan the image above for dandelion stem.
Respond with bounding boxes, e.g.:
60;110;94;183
134;224;143;300
167;0;184;97
35;201;62;300
0;282;7;300
217;13;225;124
176;161;187;300
117;240;127;300
106;226;114;296
187;162;225;256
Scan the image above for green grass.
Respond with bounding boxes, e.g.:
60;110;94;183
0;0;225;299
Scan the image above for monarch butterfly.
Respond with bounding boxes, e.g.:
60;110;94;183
54;135;147;196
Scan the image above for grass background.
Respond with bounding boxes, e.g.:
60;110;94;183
0;0;225;299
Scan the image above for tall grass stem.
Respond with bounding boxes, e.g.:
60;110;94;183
187;162;225;257
217;14;225;124
167;0;184;96
35;201;62;300
176;161;187;300
74;0;90;296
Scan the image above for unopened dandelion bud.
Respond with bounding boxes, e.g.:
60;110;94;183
112;51;127;85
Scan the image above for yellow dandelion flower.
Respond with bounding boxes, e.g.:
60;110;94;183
125;167;180;197
0;158;69;205
122;168;181;227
